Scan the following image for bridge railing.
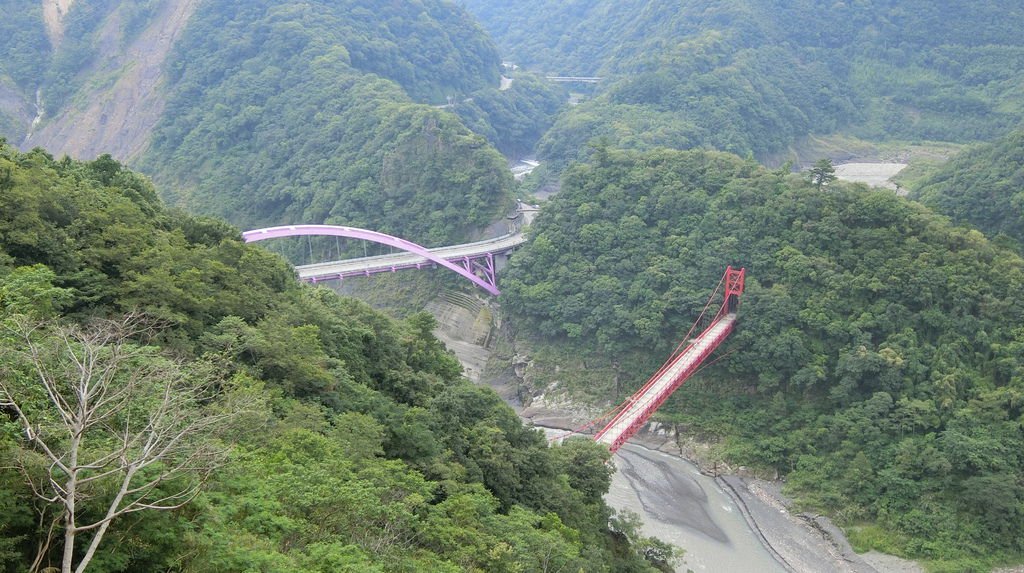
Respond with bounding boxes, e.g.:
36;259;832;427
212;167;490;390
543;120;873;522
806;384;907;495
243;224;531;296
591;267;746;452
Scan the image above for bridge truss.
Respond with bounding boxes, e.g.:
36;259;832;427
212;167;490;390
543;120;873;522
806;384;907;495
589;267;746;452
244;224;744;453
242;225;525;296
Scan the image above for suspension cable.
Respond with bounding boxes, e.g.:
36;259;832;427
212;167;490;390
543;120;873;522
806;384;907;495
553;270;737;443
618;273;729;408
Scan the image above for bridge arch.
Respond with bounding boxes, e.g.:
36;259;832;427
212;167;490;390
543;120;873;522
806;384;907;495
242;225;501;295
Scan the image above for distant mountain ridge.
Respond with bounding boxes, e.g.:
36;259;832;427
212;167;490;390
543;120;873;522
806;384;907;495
0;0;526;244
912;129;1024;245
463;0;1024;161
0;0;502;159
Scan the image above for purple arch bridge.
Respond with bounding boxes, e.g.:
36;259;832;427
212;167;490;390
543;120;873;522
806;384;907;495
242;225;526;296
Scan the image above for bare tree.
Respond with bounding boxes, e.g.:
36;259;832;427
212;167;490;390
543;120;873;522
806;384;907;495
0;313;247;573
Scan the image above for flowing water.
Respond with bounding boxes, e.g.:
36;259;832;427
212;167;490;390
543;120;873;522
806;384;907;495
21;88;44;147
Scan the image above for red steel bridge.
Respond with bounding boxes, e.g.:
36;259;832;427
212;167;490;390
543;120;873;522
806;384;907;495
243;223;744;453
593;266;745;452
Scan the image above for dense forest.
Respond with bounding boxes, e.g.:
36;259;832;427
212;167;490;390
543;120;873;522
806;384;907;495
4;1;1024;571
911;129;1024;248
0;0;569;246
463;0;1024;163
452;71;566;158
0;143;671;572
138;0;515;242
0;0;47;139
500;147;1024;571
0;0;47;135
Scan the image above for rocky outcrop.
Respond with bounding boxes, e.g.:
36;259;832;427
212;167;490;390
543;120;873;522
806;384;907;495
42;0;76;48
426;292;496;383
28;0;198;161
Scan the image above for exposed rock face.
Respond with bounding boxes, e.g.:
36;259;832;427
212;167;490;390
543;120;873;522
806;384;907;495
42;0;76;48
27;0;198;161
426;292;496;383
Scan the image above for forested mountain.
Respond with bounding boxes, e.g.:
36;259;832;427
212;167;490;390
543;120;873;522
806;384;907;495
0;0;48;139
0;0;201;159
0;143;670;572
452;72;567;158
911;129;1024;247
500;147;1024;571
464;0;1024;163
0;0;570;244
138;0;515;240
5;2;1023;570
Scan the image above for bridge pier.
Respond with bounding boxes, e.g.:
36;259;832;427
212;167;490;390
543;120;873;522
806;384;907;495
494;252;509;273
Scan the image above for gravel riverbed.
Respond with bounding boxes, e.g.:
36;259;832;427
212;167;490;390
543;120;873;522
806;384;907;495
536;409;923;573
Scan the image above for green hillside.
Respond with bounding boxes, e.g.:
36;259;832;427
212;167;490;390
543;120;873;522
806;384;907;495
453;71;567;158
0;143;668;572
464;0;1024;163
4;3;1023;569
0;0;134;140
0;0;45;140
0;0;571;246
912;129;1024;247
139;0;516;243
500;147;1024;570
0;0;48;87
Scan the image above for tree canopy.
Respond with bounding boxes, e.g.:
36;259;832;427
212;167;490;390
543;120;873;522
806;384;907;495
463;0;1024;163
0;143;664;572
912;128;1024;247
500;147;1024;570
809;158;837;190
139;0;516;244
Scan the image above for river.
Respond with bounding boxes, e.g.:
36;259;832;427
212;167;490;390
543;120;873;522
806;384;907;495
611;444;786;572
437;307;793;571
542;427;785;572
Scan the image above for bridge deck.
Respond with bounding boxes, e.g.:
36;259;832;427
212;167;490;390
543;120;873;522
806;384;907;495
296;232;525;280
596;313;736;449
